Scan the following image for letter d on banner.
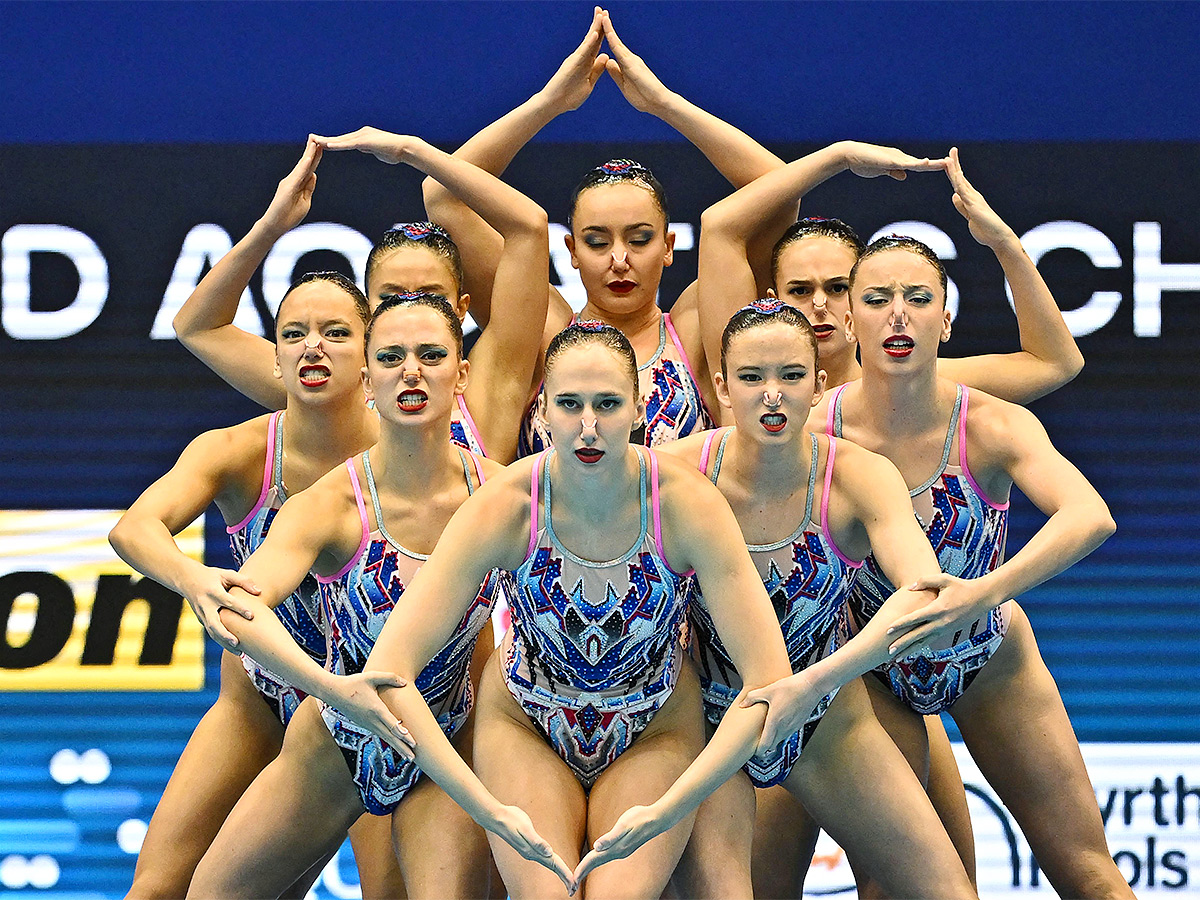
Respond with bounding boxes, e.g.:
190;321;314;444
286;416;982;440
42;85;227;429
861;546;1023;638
2;224;108;338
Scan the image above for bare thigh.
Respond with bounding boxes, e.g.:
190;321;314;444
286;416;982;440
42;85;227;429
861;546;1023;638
787;678;977;900
925;713;977;886
391;714;492;900
187;697;367;898
752;784;818;900
349;813;407;900
951;603;1134;900
582;661;706;900
126;650;283;899
473;654;587;900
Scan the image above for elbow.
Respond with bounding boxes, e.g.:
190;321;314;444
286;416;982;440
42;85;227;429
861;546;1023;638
700;204;737;239
107;519;130;558
421;175;451;215
1059;348;1085;385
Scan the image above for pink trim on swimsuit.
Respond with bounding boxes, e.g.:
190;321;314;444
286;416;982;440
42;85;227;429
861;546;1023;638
456;394;488;459
820;437;863;569
663;312;716;424
227;411;280;534
648;447;694;578
698;428;724;477
317;460;371;584
526;452;545;560
957;387;1010;511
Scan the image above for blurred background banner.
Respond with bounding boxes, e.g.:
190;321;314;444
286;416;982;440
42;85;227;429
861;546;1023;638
2;2;1197;895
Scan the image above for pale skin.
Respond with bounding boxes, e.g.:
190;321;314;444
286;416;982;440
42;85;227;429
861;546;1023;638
699;142;1084;405
662;320;996;898
421;8;793;414
174;131;550;464
109;281;400;898
792;247;1131;899
699;142;1085;891
187;304;502;898
312;341;793;897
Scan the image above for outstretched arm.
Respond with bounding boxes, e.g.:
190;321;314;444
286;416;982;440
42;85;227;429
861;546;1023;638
173;140;324;409
575;471;792;882
937;147;1084;402
422;8;608;328
313;128;551;462
108;428;260;650
316;478;576;890
698;142;946;379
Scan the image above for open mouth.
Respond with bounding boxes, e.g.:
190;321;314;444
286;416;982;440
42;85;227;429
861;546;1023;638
760;413;787;433
299;365;331;387
397;390;428;412
883;336;915;358
575;447;604;464
812;324;837;340
607;280;636;294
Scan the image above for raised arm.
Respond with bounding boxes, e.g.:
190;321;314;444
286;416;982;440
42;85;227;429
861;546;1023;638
108;428;261;650
173;141;324;408
698;142;946;379
422;8;608;327
599;9;786;290
313;128;551;462
576;468;792;881
936;147;1084;402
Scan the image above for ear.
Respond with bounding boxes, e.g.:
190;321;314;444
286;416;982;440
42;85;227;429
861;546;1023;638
454;292;472;322
455;358;470;396
713;369;733;411
812;368;828;408
765;287;778;299
273;353;283;380
843;309;856;344
361;365;374;402
663;229;676;268
536;391;549;425
564;232;580;269
940;310;952;343
633;393;647;427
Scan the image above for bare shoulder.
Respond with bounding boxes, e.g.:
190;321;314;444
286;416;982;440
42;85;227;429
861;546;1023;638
962;386;1045;463
656;429;711;467
653;448;730;519
186;414;273;482
827;435;908;509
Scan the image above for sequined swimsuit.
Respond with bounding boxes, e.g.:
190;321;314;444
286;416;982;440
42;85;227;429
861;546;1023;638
503;447;691;788
517;312;714;457
226;411;325;726
317;449;501;815
830;383;1010;714
689;428;862;787
450;394;487;457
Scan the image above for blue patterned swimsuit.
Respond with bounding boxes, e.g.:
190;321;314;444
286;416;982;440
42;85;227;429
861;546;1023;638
517;312;714;457
503;447;691;788
830;383;1010;714
226;411;326;726
689;428;862;787
317;449;501;815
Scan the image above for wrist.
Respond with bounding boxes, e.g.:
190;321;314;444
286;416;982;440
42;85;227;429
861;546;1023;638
988;231;1026;258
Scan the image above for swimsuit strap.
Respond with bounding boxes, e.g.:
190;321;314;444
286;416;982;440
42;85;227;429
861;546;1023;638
637;314;669;373
820;436;863;568
226;410;283;534
361;451;428;561
270;409;286;495
697;428;727;482
318;458;372;584
828;383;850;437
647;447;666;560
909;383;963;498
457;448;479;495
955;385;1010;511
543;448;648;568
456;394;488;458
527;451;547;560
708;427;735;484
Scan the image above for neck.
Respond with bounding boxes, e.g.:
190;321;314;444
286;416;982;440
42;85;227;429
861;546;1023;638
856;360;942;436
579;299;661;339
725;425;813;495
371;406;463;495
547;444;642;513
282;394;374;469
819;349;862;390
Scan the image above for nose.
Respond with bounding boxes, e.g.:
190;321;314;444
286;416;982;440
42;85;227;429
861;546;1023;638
763;390;783;411
889;301;908;328
611;249;629;271
402;355;421;383
811;291;828;313
580;411;598;442
303;334;324;356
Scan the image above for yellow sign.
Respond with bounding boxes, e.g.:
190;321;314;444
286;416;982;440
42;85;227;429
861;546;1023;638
0;510;206;690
